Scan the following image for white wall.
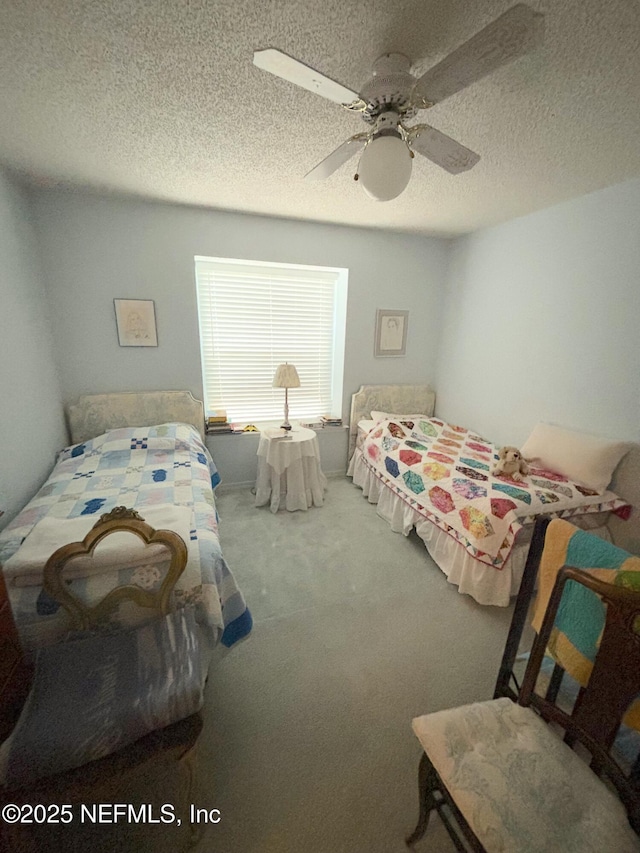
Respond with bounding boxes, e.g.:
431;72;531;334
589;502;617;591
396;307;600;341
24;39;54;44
436;178;640;447
31;193;449;418
30;191;448;478
7;176;640;497
0;171;67;528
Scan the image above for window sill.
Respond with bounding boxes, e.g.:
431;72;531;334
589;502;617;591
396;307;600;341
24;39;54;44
205;421;349;437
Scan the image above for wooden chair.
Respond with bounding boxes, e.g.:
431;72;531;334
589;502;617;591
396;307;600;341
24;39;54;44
493;514;551;704
42;504;188;629
0;569;33;743
0;507;203;853
406;564;640;852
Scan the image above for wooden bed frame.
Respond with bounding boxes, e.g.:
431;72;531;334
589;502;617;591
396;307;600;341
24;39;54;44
0;571;32;742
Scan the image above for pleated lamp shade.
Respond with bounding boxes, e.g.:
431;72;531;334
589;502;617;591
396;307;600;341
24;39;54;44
272;363;300;389
272;363;300;430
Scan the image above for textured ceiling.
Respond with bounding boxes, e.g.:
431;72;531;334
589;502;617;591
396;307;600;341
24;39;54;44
1;0;639;236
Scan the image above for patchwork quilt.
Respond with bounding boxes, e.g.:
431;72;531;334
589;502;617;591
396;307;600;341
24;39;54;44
0;423;252;649
362;417;630;570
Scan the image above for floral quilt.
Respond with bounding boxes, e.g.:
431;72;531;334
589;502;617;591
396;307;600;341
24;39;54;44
362;417;630;570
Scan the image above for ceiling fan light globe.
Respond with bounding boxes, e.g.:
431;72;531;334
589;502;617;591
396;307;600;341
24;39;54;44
358;135;412;201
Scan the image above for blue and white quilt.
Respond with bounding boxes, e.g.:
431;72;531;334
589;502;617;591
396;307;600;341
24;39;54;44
0;423;252;650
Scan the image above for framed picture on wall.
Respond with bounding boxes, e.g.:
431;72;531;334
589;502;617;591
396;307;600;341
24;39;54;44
114;299;158;347
374;309;408;357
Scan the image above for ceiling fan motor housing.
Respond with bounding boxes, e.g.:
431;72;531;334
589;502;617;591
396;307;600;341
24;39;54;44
360;53;418;123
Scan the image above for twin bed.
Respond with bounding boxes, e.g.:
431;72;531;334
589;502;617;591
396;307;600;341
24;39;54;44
347;385;637;606
0;391;251;657
2;383;636;643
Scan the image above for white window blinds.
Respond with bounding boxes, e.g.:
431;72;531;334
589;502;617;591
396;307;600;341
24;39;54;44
195;257;348;423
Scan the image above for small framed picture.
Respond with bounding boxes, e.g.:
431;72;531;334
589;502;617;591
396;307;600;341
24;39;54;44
114;299;158;347
374;309;408;357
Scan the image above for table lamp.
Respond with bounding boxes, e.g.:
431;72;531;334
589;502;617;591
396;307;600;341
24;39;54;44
273;363;300;431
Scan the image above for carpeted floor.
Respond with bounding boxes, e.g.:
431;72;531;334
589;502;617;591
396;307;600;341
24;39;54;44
194;476;516;852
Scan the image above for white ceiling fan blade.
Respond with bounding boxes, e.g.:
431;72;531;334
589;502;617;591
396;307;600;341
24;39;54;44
408;124;480;174
305;135;369;181
413;4;544;107
253;48;362;107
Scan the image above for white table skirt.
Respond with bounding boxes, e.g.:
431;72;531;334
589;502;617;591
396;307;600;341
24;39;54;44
255;427;328;513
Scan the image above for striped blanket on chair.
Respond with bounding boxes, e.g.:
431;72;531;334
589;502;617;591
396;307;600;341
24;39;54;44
532;518;640;729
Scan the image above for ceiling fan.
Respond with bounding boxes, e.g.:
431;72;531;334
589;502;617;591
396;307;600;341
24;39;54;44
253;4;544;201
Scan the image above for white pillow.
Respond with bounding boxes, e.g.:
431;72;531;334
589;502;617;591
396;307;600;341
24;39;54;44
370;411;428;423
521;422;630;493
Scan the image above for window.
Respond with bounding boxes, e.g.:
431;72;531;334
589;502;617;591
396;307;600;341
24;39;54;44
195;256;348;424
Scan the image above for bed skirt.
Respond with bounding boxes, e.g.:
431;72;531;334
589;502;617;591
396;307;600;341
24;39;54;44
348;449;612;607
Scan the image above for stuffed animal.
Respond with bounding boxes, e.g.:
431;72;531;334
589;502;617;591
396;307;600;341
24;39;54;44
492;446;530;482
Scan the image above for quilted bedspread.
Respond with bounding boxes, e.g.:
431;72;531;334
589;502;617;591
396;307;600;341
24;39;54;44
362;417;630;570
0;423;252;649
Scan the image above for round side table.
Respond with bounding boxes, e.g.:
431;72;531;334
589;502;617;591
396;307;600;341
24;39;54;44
255;427;327;513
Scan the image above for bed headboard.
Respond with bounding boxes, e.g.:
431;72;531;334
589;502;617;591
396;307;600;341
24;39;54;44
67;391;205;444
348;384;436;460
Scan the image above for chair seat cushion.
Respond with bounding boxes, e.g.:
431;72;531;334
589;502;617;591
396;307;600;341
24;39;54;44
412;698;640;853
